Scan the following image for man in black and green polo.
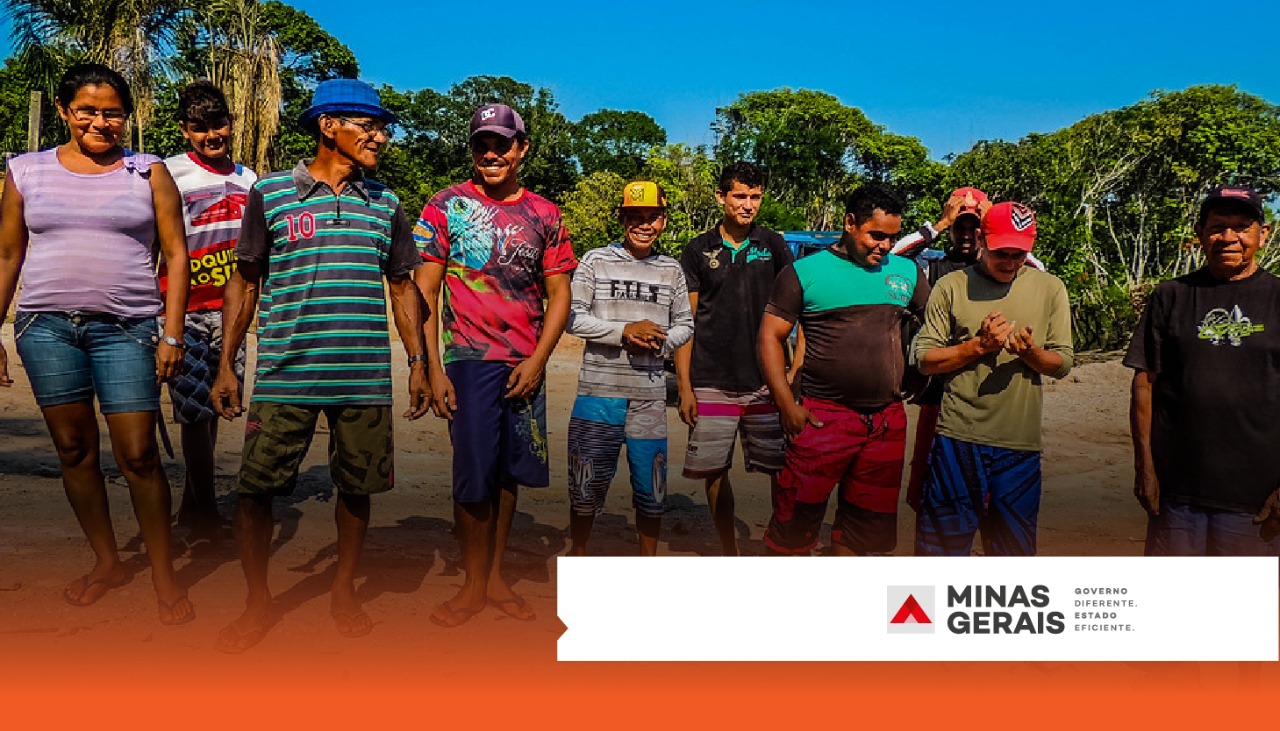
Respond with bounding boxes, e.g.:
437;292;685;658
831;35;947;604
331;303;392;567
676;162;793;555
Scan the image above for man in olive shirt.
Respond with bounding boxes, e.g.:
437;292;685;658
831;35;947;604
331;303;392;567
912;202;1073;556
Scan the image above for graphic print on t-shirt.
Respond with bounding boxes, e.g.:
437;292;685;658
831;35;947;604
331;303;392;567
445;195;529;270
416;182;577;364
181;182;251;300
162;153;257;312
885;272;913;305
189;184;248;227
609;279;661;303
1197;304;1265;346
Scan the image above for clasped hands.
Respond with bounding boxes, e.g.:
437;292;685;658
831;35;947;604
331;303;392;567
622;320;667;356
977;311;1036;357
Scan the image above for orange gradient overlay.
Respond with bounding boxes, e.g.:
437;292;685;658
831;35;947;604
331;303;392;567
1;337;1275;727
1;584;1277;729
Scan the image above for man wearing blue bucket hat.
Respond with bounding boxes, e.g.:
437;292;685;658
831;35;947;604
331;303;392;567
211;78;430;652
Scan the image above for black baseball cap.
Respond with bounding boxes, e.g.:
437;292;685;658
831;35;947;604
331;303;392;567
1199;185;1266;224
470;103;525;140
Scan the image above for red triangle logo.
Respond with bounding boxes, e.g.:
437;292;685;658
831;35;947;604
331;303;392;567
890;594;931;624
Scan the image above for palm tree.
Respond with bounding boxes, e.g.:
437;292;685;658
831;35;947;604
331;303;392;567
199;0;280;174
2;0;190;152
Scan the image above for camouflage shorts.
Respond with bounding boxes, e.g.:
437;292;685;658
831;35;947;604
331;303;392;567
238;402;394;496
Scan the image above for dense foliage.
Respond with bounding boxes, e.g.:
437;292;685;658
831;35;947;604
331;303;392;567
2;1;1276;349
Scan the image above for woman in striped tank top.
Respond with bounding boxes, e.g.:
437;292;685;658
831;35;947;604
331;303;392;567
0;64;196;625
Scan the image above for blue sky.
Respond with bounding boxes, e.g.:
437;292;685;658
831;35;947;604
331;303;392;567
4;1;1278;160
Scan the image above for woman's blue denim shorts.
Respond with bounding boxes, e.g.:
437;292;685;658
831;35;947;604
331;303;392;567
13;311;161;414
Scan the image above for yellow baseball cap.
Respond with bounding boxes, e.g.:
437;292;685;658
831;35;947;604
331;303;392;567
619;181;667;209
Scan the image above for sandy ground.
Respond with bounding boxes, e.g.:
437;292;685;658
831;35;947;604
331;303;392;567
0;323;1173;694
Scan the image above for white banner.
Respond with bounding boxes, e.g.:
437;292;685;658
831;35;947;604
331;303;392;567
557;557;1278;661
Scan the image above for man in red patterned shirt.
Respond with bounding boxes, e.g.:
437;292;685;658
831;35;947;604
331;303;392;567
414;103;576;626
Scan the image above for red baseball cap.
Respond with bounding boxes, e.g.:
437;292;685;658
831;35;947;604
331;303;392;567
981;201;1037;252
950;186;989;220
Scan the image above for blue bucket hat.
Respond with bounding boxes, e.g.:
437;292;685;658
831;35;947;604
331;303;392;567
299;79;397;131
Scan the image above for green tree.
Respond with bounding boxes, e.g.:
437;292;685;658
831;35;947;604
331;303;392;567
162;0;360;169
252;0;358;170
950;85;1280;349
259;0;357;79
373;75;581;213
188;0;282;174
139;74;184;156
443;75;579;201
641;143;719;257
561;170;626;256
715;88;870;229
374;84;455;221
0;57;67;152
859;131;948;231
715;88;944;231
755;195;806;231
3;0;190;151
573;109;666;179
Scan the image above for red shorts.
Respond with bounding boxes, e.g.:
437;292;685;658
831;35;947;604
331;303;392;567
764;398;907;555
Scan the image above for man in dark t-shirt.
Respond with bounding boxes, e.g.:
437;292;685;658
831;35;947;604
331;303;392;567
1125;185;1280;556
757;184;929;555
675;162;793;555
890;186;988;282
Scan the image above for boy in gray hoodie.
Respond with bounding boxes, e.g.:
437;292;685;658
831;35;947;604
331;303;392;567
566;181;693;555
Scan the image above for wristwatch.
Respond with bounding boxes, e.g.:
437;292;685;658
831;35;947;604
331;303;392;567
407;353;427;366
160;335;185;349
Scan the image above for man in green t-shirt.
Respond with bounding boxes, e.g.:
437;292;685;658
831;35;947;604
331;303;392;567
911;202;1073;556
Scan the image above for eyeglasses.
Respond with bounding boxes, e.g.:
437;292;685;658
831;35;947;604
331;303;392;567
69;107;128;124
336;116;394;138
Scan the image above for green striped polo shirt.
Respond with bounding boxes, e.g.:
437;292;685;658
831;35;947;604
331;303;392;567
235;160;421;405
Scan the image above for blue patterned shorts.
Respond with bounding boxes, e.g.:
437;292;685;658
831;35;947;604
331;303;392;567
913;434;1043;556
567;395;668;518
